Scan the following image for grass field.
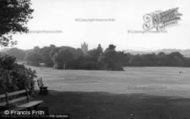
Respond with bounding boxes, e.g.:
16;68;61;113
28;66;190;118
36;91;190;119
30;66;190;98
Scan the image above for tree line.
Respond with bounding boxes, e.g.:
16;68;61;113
2;44;190;71
24;44;124;70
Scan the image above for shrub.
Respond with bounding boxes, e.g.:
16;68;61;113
0;55;37;94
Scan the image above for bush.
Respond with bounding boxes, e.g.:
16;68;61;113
0;55;37;94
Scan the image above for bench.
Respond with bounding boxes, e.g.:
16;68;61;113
0;89;43;112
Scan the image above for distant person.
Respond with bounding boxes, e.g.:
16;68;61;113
128;113;135;119
179;71;183;74
179;71;183;80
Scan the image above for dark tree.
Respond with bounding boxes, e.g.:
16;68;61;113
0;0;35;93
0;55;36;93
88;44;103;62
52;48;76;69
39;46;54;67
25;51;42;66
99;44;123;70
5;48;26;61
0;0;33;46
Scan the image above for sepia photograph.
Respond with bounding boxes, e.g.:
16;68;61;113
0;0;190;119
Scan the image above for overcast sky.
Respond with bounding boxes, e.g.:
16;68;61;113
9;0;190;51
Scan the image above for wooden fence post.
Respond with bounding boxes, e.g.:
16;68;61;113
5;92;9;107
25;88;30;102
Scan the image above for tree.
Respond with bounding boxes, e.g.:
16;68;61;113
167;52;185;66
52;47;76;69
39;46;54;67
88;44;103;62
25;51;42;66
5;48;26;61
0;55;36;94
0;0;33;46
0;0;35;94
99;44;123;70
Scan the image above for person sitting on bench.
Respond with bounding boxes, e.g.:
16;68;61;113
37;77;44;88
37;77;48;95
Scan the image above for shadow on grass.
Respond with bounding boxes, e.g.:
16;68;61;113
35;90;190;119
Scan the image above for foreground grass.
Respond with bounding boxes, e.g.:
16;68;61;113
36;91;190;119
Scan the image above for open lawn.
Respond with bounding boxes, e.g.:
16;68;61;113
30;66;190;97
28;66;190;118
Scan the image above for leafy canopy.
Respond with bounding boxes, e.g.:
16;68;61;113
0;0;33;46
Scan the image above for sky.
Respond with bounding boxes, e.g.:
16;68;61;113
6;0;190;51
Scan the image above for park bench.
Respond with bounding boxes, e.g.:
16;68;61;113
0;89;43;112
